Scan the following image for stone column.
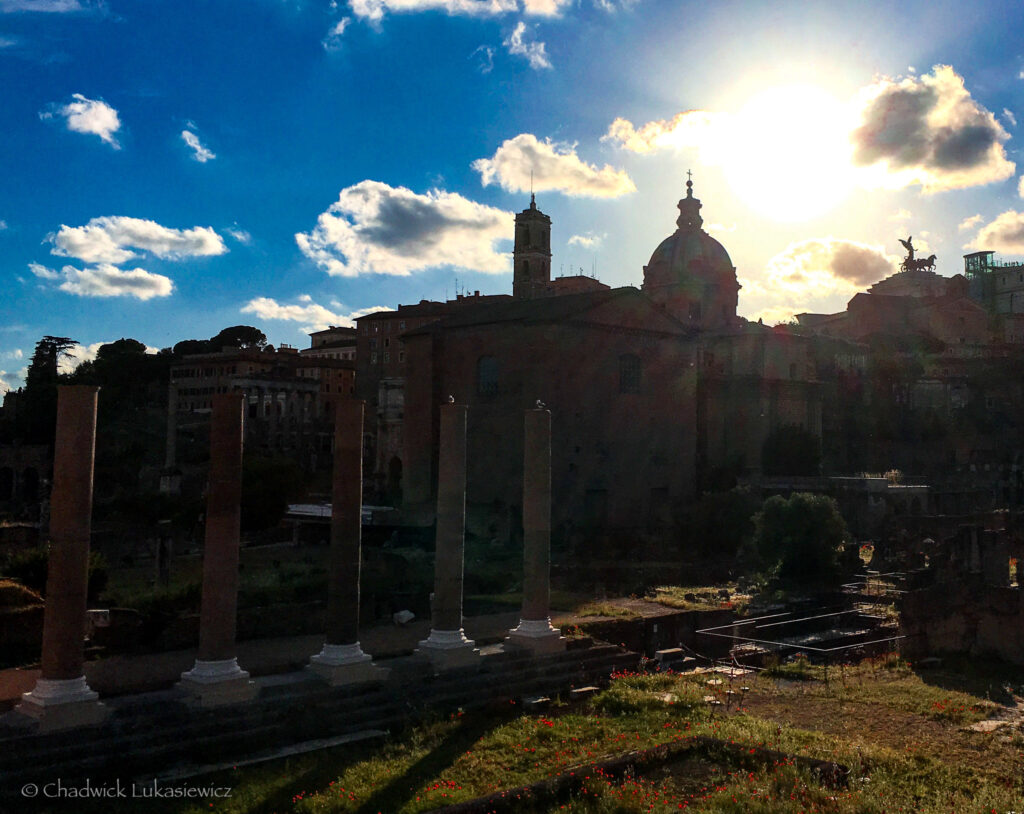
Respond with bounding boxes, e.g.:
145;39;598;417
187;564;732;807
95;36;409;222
178;393;256;706
508;406;565;653
416;401;480;670
309;400;388;685
159;383;181;495
14;386;107;731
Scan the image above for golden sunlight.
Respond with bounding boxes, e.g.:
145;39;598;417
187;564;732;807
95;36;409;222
722;84;857;222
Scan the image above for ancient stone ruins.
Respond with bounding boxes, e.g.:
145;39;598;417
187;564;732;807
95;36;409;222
0;386;633;788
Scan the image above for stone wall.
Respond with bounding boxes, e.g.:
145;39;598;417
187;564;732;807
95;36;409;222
900;576;1024;664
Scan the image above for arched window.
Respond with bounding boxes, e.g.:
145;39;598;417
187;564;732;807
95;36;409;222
619;354;641;394
477;356;499;396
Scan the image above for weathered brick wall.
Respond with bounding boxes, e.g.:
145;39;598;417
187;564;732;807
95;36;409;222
900;577;1024;664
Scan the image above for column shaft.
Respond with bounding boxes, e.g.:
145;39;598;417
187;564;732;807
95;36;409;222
433;403;467;631
521;408;551;621
326;399;362;645
196;392;245;662
40;386;99;681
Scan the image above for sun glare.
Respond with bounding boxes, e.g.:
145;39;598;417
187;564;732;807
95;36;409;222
722;85;856;222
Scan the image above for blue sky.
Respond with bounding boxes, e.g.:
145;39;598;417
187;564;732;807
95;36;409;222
2;0;1024;390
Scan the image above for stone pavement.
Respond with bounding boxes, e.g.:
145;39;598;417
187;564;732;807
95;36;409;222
0;610;524;711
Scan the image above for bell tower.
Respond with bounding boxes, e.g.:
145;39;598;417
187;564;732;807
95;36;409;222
513;194;551;299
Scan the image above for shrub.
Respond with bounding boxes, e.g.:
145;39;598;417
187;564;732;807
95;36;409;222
751;492;848;587
0;578;43;608
1;547;108;602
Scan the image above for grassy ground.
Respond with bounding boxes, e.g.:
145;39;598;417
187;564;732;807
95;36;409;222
83;653;1024;814
649;584;750;613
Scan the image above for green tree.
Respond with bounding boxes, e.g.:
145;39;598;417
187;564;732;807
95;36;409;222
20;335;76;444
172;338;213;356
209;325;267;350
752;492;848;587
761;424;820;476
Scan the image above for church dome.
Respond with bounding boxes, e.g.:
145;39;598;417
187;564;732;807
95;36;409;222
641;176;739;329
643;178;734;289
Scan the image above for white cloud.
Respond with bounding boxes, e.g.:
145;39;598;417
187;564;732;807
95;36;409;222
503;21;550;70
1019;176;1024;199
603;109;724;155
49;216;226;263
472;133;634;198
1004;108;1017;128
296;180;512;277
469;44;494;74
241;297;392;333
764;238;898;295
226;227;252;244
1;0;101;11
964;211;1024;254
28;262;59;279
567;232;604;249
349;0;516;23
322;16;350;50
705;222;736;238
55;264;173;299
521;0;571;15
0;367;27;395
181;128;215;162
0;219;7;230
889;209;912;221
58;341;105;374
851;65;1014;192
42;93;121;148
958;214;983;231
607;66;1012;195
593;0;640;10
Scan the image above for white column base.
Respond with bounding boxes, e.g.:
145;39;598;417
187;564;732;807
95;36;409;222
506;618;567;653
308;643;390;685
177;658;257;707
415;629;480;671
8;677;108;732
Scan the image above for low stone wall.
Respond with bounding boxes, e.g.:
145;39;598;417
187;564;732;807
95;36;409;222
577;607;737;659
900;576;1024;664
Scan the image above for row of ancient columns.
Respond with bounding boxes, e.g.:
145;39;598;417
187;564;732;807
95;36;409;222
12;388;560;730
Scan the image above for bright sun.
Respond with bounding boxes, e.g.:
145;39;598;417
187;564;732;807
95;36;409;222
721;84;856;223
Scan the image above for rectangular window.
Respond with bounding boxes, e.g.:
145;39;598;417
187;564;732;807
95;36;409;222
371;352;378;364
384;337;390;347
399;321;406;330
619;354;641;394
399;351;405;363
383;351;390;363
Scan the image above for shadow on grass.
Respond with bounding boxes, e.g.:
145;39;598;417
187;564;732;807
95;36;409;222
912;653;1020;706
352;713;506;814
